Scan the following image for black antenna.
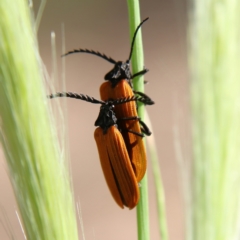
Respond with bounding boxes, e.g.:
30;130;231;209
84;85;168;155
128;17;149;62
112;95;147;105
48;92;105;104
62;49;117;65
48;92;148;105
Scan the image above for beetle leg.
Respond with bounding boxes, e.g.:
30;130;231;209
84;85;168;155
139;120;152;136
131;68;149;80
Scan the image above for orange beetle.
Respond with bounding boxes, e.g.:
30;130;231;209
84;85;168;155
63;18;153;182
49;92;151;208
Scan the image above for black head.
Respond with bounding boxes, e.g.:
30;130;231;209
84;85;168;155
104;61;131;87
94;102;117;134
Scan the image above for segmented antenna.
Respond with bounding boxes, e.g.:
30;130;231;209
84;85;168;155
48;92;148;105
48;92;105;104
62;49;117;64
128;17;149;62
112;95;148;105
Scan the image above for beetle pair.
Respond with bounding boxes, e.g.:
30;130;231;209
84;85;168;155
50;18;153;209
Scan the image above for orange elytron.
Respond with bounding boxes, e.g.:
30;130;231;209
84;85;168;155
49;92;150;208
63;18;153;182
94;126;139;209
100;80;148;181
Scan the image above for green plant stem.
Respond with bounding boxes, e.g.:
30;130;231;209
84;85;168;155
0;1;78;239
127;1;150;240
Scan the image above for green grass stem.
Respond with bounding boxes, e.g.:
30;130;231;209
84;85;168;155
127;1;150;239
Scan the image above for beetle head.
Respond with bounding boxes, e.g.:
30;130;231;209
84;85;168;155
95;103;117;134
104;61;131;87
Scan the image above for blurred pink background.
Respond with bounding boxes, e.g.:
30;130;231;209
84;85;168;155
0;0;189;239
